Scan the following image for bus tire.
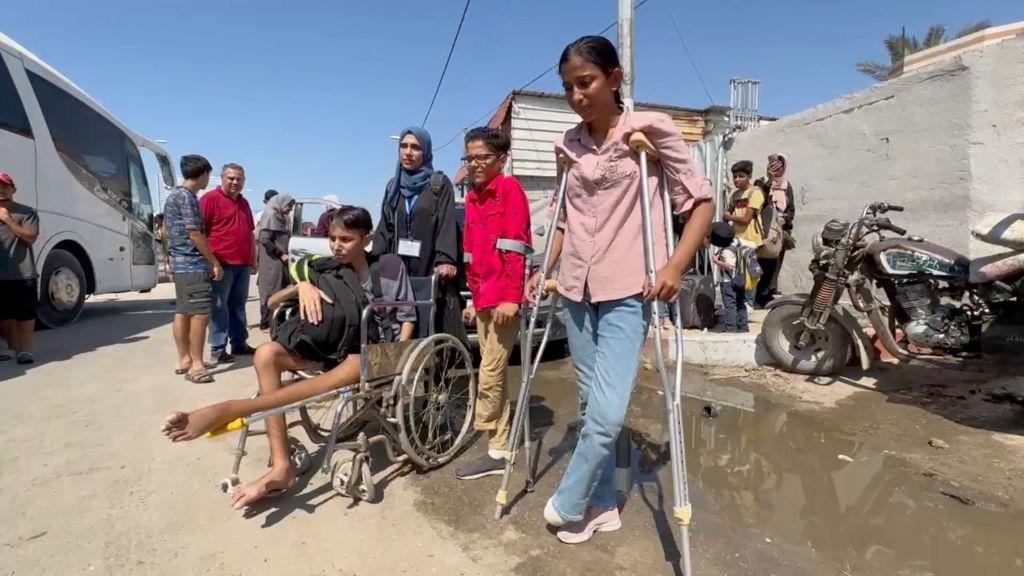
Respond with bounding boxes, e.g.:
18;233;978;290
37;249;87;328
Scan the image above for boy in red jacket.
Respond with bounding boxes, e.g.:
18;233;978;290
455;128;531;480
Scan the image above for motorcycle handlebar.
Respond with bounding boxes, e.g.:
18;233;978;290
869;202;905;213
880;221;907;235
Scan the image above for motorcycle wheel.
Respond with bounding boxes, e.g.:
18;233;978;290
763;303;852;376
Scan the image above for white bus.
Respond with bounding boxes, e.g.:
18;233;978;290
0;33;175;327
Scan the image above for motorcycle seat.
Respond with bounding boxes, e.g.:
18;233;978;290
971;212;1024;251
969;249;1024;284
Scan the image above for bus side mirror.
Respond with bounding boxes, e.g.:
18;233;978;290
157;155;175;190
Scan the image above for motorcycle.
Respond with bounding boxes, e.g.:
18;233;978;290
762;202;1024;376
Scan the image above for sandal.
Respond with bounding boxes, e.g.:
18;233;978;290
15;352;34;365
0;350;12;362
175;361;217;375
184;371;214;384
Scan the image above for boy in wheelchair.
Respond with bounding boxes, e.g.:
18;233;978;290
162;206;417;509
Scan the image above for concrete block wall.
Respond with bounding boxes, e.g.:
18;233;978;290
729;35;1024;294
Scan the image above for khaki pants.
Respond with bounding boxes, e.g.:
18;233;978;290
475;309;519;457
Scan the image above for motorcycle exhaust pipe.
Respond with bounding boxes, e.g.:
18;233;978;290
855;286;911;361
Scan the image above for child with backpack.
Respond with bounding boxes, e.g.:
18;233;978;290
161;206;416;510
454;127;532;481
711;222;762;333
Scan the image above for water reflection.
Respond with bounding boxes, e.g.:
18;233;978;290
632;387;1024;575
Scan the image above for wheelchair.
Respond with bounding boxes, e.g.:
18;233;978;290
217;274;476;503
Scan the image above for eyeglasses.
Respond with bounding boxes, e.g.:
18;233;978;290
460;153;500;165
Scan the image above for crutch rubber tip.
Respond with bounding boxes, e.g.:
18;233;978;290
673;504;693;526
525;482;535;493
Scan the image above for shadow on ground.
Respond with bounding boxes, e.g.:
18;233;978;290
802;358;1024;436
0;296;176;381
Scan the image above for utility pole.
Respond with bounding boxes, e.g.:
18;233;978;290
618;0;635;112
614;0;635;498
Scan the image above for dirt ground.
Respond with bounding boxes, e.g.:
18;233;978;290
2;284;1023;575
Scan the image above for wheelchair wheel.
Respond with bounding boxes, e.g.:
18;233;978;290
330;452;377;502
298;388;365;445
288;436;312;476
396;333;476;469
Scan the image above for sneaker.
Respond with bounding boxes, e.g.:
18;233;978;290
454;454;505;480
213;350;235;364
543;497;567;527
556;506;622;544
232;344;257;356
15;352;34;365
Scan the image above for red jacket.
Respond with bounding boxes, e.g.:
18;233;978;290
464;175;532;310
199;187;255;266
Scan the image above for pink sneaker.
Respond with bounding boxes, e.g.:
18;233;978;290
556;506;622;544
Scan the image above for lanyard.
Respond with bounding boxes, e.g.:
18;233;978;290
404;194;419;239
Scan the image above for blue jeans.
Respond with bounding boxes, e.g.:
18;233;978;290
721;282;748;332
552;295;650;521
209;265;251;353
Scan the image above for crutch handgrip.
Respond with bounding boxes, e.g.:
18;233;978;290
543;279;558;293
674;504;693;526
628;132;660;162
557;154;572;169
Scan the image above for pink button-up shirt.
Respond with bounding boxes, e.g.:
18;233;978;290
552;109;712;303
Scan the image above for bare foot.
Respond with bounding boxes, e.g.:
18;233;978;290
230;467;296;510
161;402;232;442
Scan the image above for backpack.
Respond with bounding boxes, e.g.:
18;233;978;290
274;256;392;367
731;244;763;291
755;192;785;259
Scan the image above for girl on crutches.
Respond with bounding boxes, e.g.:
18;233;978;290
529;35;713;544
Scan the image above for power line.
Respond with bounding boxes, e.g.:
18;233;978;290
422;0;473;127
435;0;653;151
668;10;715;106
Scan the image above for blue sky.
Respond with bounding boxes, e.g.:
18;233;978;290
5;0;1023;216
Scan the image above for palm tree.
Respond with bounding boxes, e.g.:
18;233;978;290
857;20;992;81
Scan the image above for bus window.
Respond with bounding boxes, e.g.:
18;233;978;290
0;57;32;138
27;71;131;213
126;140;154;228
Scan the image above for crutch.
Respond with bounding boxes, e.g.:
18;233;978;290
629;132;694;574
494;157;569;520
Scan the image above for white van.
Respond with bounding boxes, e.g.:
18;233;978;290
0;33;175;327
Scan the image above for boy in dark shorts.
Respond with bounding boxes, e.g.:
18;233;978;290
0;172;39;364
164;155;223;383
162;206;416;509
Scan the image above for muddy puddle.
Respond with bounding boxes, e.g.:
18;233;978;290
627;381;1024;576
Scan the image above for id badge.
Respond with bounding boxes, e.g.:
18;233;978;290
398;238;422;258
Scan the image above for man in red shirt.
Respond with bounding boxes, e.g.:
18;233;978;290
455;128;532;480
200;163;257;363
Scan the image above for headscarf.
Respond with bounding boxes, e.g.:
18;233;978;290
322;194;340;206
767;154;789;212
258;193;294;232
385;127;434;208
